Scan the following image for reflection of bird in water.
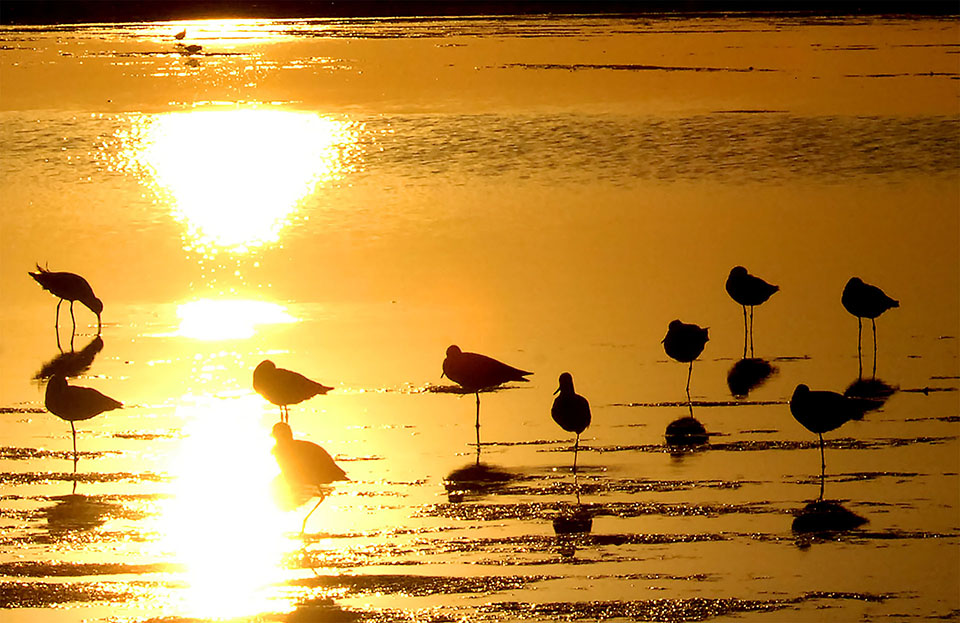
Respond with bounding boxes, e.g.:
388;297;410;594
841;277;898;378
664;415;708;447
789;383;874;499
726;357;776;398
443;461;514;503
29;264;103;339
35;335;104;380
844;377;896;404
441;345;532;448
551;372;591;474
725;266;778;358
662;320;709;397
271;422;347;534
253;360;333;424
44;374;122;468
792;499;867;538
174;28;187;40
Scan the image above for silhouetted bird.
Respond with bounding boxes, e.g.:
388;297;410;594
664;415;708;447
726;266;779;357
174;28;187;40
271;422;347;533
551;372;591;473
662;320;709;396
253;360;332;424
35;335;104;380
29;265;103;335
790;383;875;496
441;345;532;448
44;374;122;467
841;277;899;375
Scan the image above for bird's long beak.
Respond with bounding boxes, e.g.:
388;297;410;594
554;386;560;395
440;370;446;379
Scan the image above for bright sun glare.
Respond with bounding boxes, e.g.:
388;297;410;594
177;299;298;340
127;108;361;254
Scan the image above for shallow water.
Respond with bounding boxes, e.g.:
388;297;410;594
0;14;958;623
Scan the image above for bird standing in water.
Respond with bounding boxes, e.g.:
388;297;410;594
725;266;779;358
253;360;333;424
841;277;899;377
789;383;873;499
551;372;591;473
441;345;532;449
662;320;709;398
29;265;103;338
44;374;122;468
271;422;347;534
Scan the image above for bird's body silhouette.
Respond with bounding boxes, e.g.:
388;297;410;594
271;422;347;533
174;28;187;39
253;360;332;424
726;266;779;357
44;374;122;467
841;277;899;377
551;372;591;473
662;320;709;396
29;265;103;336
441;345;532;449
790;383;873;498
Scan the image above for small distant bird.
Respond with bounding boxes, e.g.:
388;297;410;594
662;320;709;396
44;374;122;467
725;266;779;357
441;345;532;447
253;360;332;424
29;265;103;335
841;277;899;373
790;383;874;493
174;28;187;40
271;422;347;533
551;372;591;473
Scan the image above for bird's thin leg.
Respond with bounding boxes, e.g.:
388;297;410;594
742;305;748;359
300;493;327;537
818;432;826;492
70;301;77;337
872;319;878;378
685;362;693;399
55;299;62;331
71;421;78;469
573;433;580;475
749;306;755;357
574;442;581;506
475;391;481;451
857;318;863;379
97;313;101;336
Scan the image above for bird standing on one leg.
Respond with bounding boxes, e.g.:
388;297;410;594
662;320;709;399
253;360;333;424
441;345;532;450
271;422;347;534
29;265;103;339
789;383;873;499
841;277;899;378
725;266;779;358
551;372;591;475
44;374;122;469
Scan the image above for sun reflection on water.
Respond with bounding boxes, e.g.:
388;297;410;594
121;108;363;255
157;396;299;618
177;299;298;340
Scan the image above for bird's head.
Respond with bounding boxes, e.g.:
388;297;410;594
271;421;293;443
255;360;276;375
445;345;461;357
556;372;574;395
730;266;747;277
89;297;103;316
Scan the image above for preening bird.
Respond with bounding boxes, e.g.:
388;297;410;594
271;422;347;533
44;374;122;467
790;383;874;497
29;265;103;335
551;372;591;473
441;345;532;448
253;360;332;424
725;266;779;357
841;277;899;376
662;320;709;397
